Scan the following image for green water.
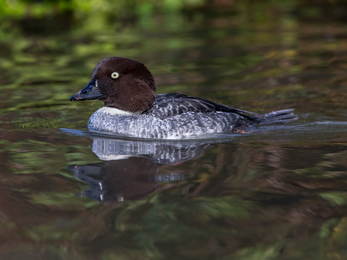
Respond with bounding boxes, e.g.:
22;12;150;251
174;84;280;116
1;1;347;259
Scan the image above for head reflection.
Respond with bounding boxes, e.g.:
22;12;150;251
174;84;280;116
69;137;216;202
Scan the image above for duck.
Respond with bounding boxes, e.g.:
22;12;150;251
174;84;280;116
70;57;298;139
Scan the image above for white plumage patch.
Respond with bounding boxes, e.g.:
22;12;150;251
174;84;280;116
97;106;139;116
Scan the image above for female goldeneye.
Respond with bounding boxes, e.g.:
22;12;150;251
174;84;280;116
70;57;298;139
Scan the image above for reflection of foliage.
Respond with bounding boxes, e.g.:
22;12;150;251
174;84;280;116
1;133;347;259
73;142;347;259
4;138;99;175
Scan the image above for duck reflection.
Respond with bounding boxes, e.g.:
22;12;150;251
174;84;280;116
91;137;212;163
70;157;160;202
69;136;217;202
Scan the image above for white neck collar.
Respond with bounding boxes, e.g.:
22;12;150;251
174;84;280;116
97;106;140;116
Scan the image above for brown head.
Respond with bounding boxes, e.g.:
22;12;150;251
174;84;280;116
70;57;156;113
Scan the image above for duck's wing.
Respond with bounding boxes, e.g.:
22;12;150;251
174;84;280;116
143;93;264;121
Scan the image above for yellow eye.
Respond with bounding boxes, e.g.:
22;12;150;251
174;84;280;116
111;72;119;79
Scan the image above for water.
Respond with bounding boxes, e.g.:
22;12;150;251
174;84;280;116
1;1;347;259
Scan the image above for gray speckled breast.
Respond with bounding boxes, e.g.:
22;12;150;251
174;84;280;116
88;107;243;139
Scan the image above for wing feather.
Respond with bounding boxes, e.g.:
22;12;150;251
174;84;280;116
143;93;264;122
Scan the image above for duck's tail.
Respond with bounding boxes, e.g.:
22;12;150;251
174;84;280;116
260;109;298;124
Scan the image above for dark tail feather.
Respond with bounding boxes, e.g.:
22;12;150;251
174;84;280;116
261;109;298;124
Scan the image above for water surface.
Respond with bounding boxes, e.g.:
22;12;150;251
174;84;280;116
0;1;347;259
